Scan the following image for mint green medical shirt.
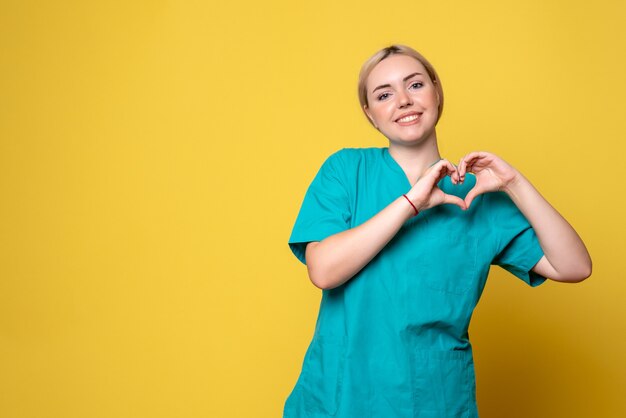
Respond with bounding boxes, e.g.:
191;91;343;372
284;147;547;418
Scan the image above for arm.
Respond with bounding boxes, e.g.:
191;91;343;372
501;173;592;282
456;151;592;283
307;159;466;290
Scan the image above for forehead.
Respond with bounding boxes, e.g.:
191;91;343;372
367;55;428;90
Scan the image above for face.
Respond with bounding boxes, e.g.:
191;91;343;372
364;54;440;145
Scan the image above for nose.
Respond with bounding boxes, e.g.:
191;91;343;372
397;90;412;108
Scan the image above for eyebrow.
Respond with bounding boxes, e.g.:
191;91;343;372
371;72;424;94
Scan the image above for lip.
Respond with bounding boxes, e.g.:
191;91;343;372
395;111;423;125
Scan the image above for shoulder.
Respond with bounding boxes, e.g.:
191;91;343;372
322;147;378;170
331;147;385;166
330;147;373;159
316;148;382;190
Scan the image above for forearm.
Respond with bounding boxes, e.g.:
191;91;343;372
306;195;417;289
503;173;592;279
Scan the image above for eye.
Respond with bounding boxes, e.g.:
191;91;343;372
410;81;424;89
377;92;390;101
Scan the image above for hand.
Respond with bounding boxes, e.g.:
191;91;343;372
406;159;467;211
453;151;521;208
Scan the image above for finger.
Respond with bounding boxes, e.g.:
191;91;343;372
459;151;485;179
429;159;456;182
443;161;461;184
459;154;474;178
442;193;467;211
451;163;460;184
458;156;470;179
464;186;483;209
441;160;457;179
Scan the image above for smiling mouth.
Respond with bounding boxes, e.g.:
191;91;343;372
396;113;422;124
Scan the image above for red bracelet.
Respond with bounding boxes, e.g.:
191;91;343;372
402;194;419;216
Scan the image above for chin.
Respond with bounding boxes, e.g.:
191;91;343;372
404;128;436;144
381;124;436;144
396;133;432;144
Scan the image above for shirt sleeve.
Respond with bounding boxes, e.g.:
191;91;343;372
288;150;352;265
486;191;548;287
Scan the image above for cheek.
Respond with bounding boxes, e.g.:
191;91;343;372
370;104;392;121
378;103;396;119
412;88;438;104
426;91;440;106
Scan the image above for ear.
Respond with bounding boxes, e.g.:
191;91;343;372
363;105;378;129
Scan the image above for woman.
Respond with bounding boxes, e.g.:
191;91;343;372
284;44;592;418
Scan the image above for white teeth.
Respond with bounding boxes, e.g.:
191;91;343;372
397;114;420;123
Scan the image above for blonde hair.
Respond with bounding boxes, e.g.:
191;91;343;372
358;45;444;128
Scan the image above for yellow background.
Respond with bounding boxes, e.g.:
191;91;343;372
1;1;624;417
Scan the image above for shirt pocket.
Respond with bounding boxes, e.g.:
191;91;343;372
411;235;479;295
410;349;474;417
301;334;347;416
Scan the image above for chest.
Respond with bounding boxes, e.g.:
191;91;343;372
343;159;494;291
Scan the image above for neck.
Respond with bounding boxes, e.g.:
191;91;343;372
387;134;442;179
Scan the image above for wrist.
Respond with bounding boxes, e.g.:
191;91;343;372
402;192;424;215
501;172;526;196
